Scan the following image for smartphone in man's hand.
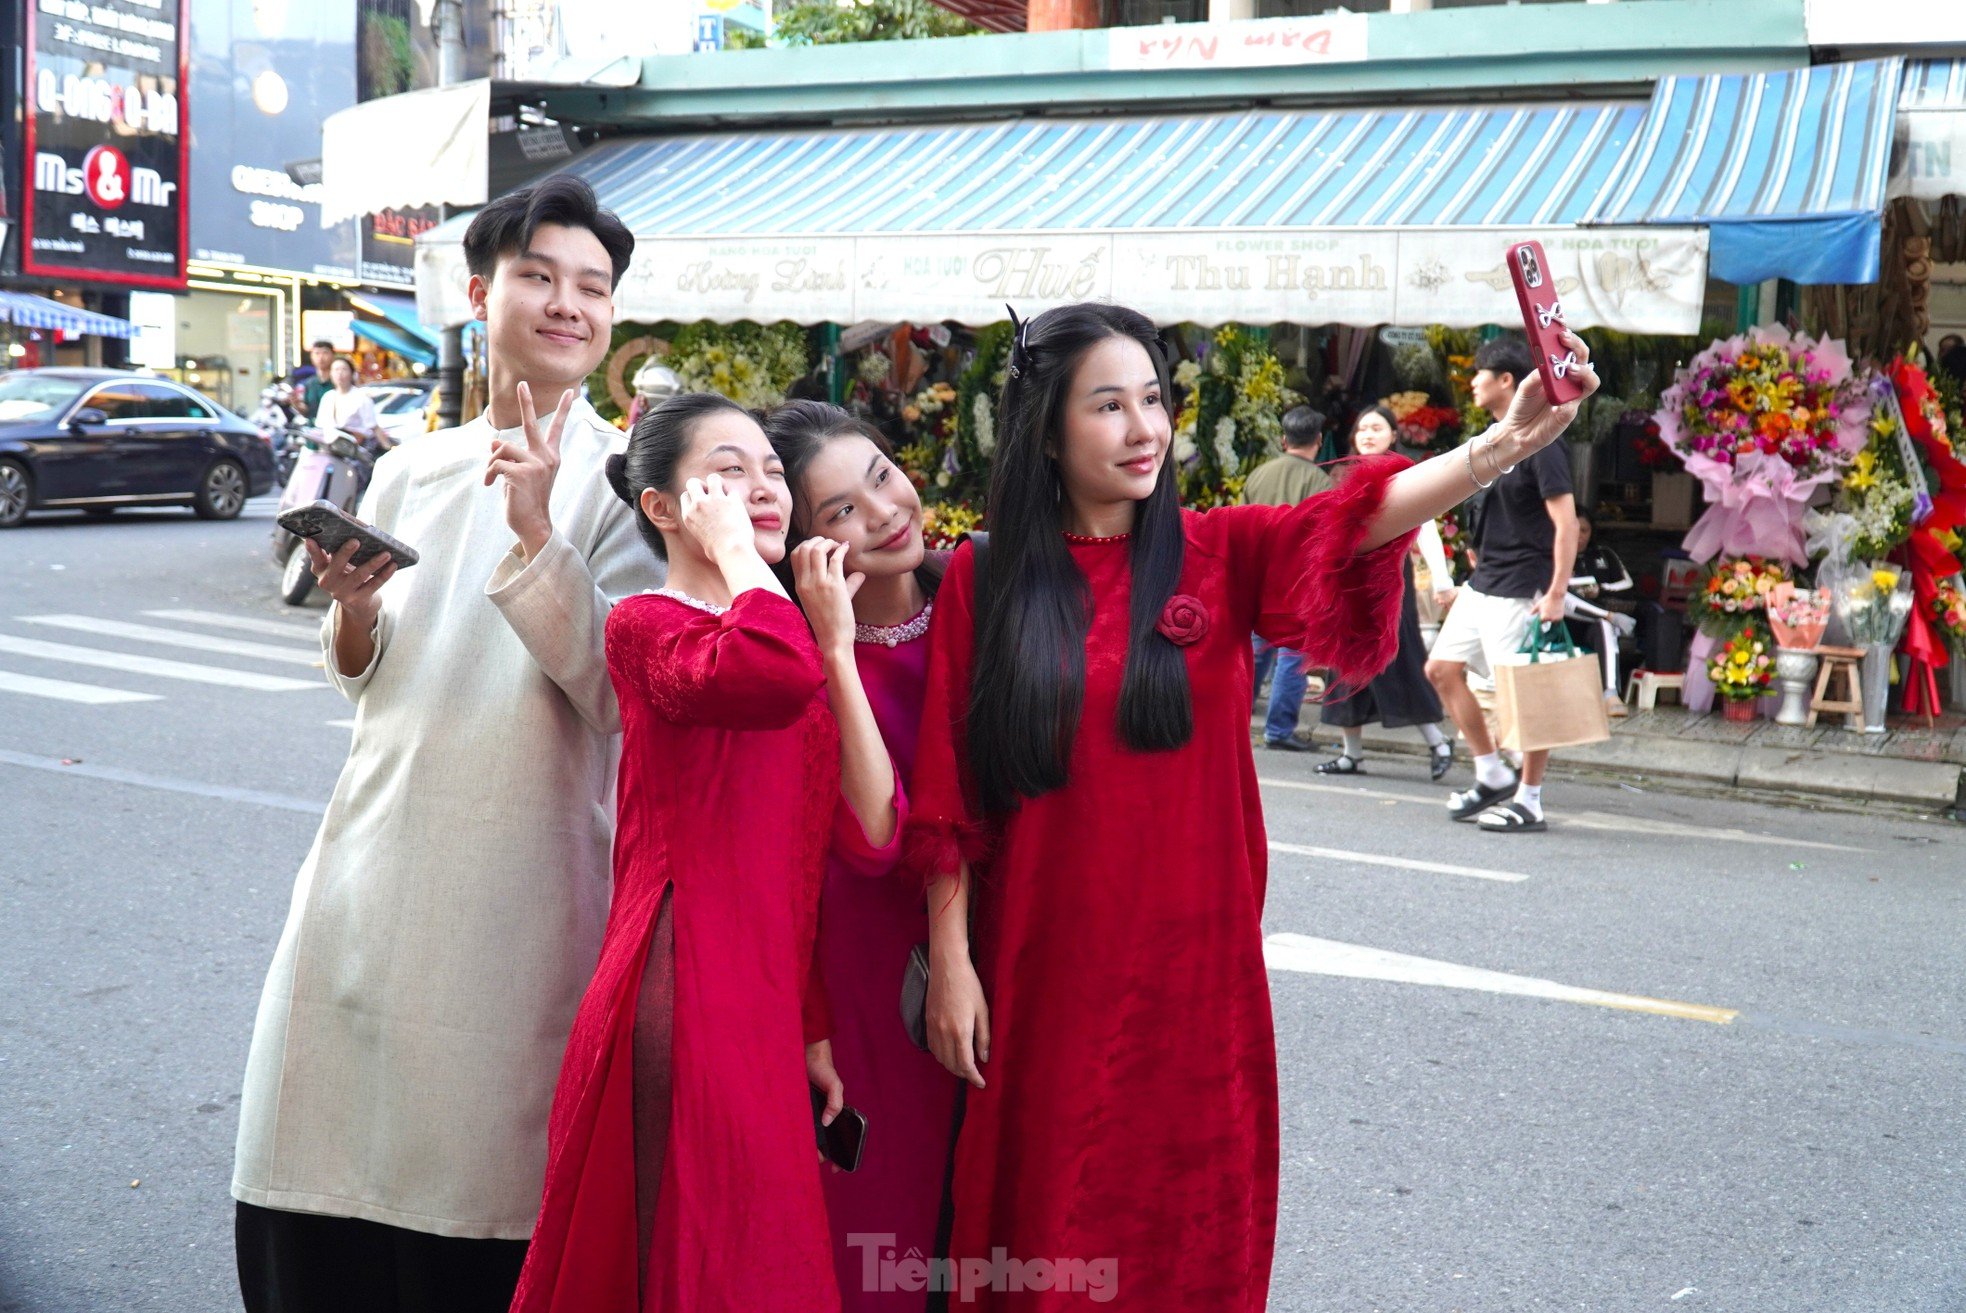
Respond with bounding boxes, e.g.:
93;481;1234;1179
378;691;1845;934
278;501;420;569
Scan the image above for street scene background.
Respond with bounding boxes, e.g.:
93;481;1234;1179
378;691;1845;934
3;501;1963;1311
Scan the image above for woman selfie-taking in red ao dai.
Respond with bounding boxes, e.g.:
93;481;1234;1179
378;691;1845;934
907;301;1596;1310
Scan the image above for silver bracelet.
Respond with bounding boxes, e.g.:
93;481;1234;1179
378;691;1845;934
1465;436;1496;490
1486;434;1518;477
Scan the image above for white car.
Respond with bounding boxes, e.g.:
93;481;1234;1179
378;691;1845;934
360;381;436;448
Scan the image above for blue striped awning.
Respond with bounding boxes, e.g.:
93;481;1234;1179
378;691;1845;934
1893;60;1966;204
0;289;136;339
348;292;440;353
560;102;1647;236
1901;58;1966;109
350;318;438;367
1584;58;1904;285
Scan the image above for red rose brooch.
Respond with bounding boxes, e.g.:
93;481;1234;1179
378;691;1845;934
1156;594;1210;646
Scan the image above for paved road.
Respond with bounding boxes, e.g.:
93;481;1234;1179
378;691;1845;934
2;501;1962;1311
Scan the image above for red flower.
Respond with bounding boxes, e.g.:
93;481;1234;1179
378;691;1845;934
1156;594;1210;646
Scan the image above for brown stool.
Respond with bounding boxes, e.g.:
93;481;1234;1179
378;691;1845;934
1806;645;1864;729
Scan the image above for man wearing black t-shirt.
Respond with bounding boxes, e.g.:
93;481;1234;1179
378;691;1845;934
1425;338;1578;833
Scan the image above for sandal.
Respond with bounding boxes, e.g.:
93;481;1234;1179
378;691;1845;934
1476;801;1547;833
1447;772;1518;821
1315;754;1366;775
1429;744;1454;781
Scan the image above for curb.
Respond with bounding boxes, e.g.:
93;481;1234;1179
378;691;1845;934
1345;723;1966;814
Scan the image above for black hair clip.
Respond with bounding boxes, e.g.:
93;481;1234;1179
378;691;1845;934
1006;304;1030;380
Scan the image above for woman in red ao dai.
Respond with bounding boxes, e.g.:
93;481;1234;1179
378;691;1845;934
910;303;1595;1310
766;400;966;1312
512;395;866;1313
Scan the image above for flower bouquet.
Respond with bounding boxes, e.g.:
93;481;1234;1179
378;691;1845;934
1708;628;1775;705
1382;391;1462;450
1694;556;1789;636
1765;582;1831;650
920;501;983;551
1654;326;1870;563
1930;577;1966;650
1832;564;1915;647
1632;422;1676;471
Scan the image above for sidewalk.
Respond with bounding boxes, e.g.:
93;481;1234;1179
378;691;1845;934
1342;705;1966;817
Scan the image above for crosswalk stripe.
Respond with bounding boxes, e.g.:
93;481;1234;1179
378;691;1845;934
0;634;320;692
1268;840;1527;883
143;609;321;642
21;615;320;666
1263;933;1739;1025
0;669;160;705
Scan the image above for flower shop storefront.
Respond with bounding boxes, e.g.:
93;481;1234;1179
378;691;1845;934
409;102;1710;531
1582;57;1966;731
410;61;1966;739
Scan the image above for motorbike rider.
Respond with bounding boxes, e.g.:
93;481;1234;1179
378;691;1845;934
316;357;389;452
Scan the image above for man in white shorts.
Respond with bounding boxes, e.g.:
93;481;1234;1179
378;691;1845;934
1425;338;1578;834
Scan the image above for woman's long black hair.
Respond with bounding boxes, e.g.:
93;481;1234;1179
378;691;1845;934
762;398;947;598
969;302;1191;815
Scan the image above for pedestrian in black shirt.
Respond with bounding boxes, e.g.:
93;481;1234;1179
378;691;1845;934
1424;338;1578;833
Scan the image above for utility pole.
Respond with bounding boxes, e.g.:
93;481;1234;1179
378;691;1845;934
436;0;467;428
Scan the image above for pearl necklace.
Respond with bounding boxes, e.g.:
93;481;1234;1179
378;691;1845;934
646;587;729;616
855;602;933;648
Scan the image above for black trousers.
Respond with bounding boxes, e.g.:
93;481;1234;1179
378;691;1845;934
235;1201;528;1313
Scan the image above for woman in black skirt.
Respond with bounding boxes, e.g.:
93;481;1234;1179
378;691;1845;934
1318;405;1455;778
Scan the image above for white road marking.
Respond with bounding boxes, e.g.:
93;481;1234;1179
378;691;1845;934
143;609;320;642
1256;776;1871;853
1263;933;1737;1024
0;748;327;815
0;669;160;705
1268;840;1527;883
21;615;319;665
0;635;319;692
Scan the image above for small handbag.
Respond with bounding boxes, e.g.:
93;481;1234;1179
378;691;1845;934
900;942;932;1051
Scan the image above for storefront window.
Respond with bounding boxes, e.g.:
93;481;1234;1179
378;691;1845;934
170;290;276;411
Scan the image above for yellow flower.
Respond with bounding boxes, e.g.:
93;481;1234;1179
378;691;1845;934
1844;448;1878;492
1872;568;1900;592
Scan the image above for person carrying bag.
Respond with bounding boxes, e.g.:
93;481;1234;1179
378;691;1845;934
1487;619;1611;830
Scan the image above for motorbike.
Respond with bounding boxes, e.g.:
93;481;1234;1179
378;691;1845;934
249;384;308;485
271;426;376;606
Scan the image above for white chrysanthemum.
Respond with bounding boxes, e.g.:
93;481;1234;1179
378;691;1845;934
1174;359;1202;390
1213;416;1237;467
1174;432;1198;463
973;394;996;455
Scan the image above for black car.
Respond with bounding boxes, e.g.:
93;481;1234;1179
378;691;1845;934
0;367;277;528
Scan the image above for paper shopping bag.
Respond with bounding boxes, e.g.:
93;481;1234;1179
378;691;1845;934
1492;622;1612;753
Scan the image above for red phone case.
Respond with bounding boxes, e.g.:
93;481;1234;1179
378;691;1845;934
1505;240;1587;407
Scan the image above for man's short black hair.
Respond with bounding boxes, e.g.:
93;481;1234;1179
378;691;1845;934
463;175;635;290
1473;336;1535;389
1281;405;1325;449
310;340;334;351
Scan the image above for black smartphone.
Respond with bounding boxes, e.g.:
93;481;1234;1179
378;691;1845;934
811;1086;867;1173
277;500;420;569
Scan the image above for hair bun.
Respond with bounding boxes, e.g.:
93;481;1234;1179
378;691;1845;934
604;452;634;505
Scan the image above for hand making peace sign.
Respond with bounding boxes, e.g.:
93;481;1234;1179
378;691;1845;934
486;380;574;560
